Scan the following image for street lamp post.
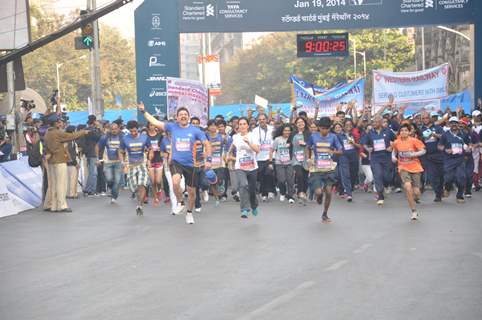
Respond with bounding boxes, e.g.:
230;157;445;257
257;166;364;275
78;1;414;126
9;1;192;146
351;39;366;78
55;55;86;102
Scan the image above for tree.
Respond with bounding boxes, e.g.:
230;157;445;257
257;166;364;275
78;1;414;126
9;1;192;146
217;29;415;104
22;5;136;112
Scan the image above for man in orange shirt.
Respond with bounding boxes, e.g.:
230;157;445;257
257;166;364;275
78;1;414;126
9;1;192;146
392;123;426;221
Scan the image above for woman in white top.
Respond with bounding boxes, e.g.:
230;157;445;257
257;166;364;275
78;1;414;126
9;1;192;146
228;117;260;218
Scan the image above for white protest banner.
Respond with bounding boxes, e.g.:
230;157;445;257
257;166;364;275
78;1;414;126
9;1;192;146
373;63;449;105
254;95;269;109
167;77;209;126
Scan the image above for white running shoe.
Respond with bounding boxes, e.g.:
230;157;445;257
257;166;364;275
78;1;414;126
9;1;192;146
288;198;295;204
268;192;275;200
173;203;185;215
262;196;268;202
186;211;195;224
202;191;209;202
110;198;117;204
377;199;384;206
280;195;286;202
195;207;202;213
411;211;419;220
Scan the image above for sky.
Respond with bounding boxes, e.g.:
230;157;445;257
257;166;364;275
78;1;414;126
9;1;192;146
48;0;143;39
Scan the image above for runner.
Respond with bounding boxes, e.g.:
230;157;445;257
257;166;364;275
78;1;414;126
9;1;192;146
229;117;260;218
361;115;396;206
146;122;164;206
392;123;426;220
420;111;445;202
438;117;468;203
137;103;212;224
291;117;310;205
307;117;343;223
252;113;275;202
206;119;227;207
97;122;123;204
119;120;151;216
270;123;295;203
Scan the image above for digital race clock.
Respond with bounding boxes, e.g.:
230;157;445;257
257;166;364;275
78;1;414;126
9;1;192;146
297;33;349;58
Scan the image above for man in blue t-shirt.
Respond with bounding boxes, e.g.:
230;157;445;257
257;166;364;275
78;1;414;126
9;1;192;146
361;115;395;206
120;120;151;216
420;112;445;202
438;117;469;203
138;103;212;225
306;117;342;223
97;122;123;203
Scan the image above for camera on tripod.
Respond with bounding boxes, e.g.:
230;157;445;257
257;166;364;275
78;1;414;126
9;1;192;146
20;98;36;111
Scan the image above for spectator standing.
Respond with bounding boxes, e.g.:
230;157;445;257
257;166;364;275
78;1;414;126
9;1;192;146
78;115;101;196
43;114;88;212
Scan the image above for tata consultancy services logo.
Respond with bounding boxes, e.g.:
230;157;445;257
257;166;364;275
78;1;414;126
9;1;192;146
425;0;434;8
206;4;215;17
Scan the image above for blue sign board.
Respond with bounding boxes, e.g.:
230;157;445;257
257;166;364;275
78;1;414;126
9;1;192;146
178;0;475;33
134;0;180;121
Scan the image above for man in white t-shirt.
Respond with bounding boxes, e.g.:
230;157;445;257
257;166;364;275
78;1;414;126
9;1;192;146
251;113;275;201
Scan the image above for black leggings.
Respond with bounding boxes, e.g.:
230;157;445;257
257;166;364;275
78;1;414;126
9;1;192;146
294;165;309;194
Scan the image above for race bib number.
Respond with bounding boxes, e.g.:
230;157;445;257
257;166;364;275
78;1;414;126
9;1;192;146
151;144;160;152
316;159;332;170
398;151;413;163
240;157;255;170
260;142;271;152
212;154;222;165
451;143;463;155
373;139;386;152
343;140;354;151
175;141;190;152
279;150;290;164
295;150;304;162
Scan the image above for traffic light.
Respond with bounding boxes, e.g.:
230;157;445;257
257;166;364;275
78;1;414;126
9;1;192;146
80;10;94;49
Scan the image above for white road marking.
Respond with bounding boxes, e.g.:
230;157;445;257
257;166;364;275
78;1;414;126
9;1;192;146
236;281;316;320
324;259;348;271
353;243;372;254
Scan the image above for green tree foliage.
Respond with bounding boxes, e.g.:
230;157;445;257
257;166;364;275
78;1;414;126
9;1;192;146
217;29;415;104
22;5;136;111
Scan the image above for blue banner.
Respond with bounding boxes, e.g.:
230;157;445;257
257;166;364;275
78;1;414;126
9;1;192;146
178;0;475;33
441;89;472;114
293;76;365;117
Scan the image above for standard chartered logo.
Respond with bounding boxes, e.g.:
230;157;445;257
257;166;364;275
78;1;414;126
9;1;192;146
206;4;215;16
425;0;433;8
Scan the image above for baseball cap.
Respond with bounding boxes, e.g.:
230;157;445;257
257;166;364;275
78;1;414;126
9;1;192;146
472;110;481;117
448;116;459;123
460;118;470;126
430;111;439;117
204;170;218;185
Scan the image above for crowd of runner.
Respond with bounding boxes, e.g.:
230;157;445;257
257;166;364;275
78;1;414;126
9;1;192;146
37;99;482;224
